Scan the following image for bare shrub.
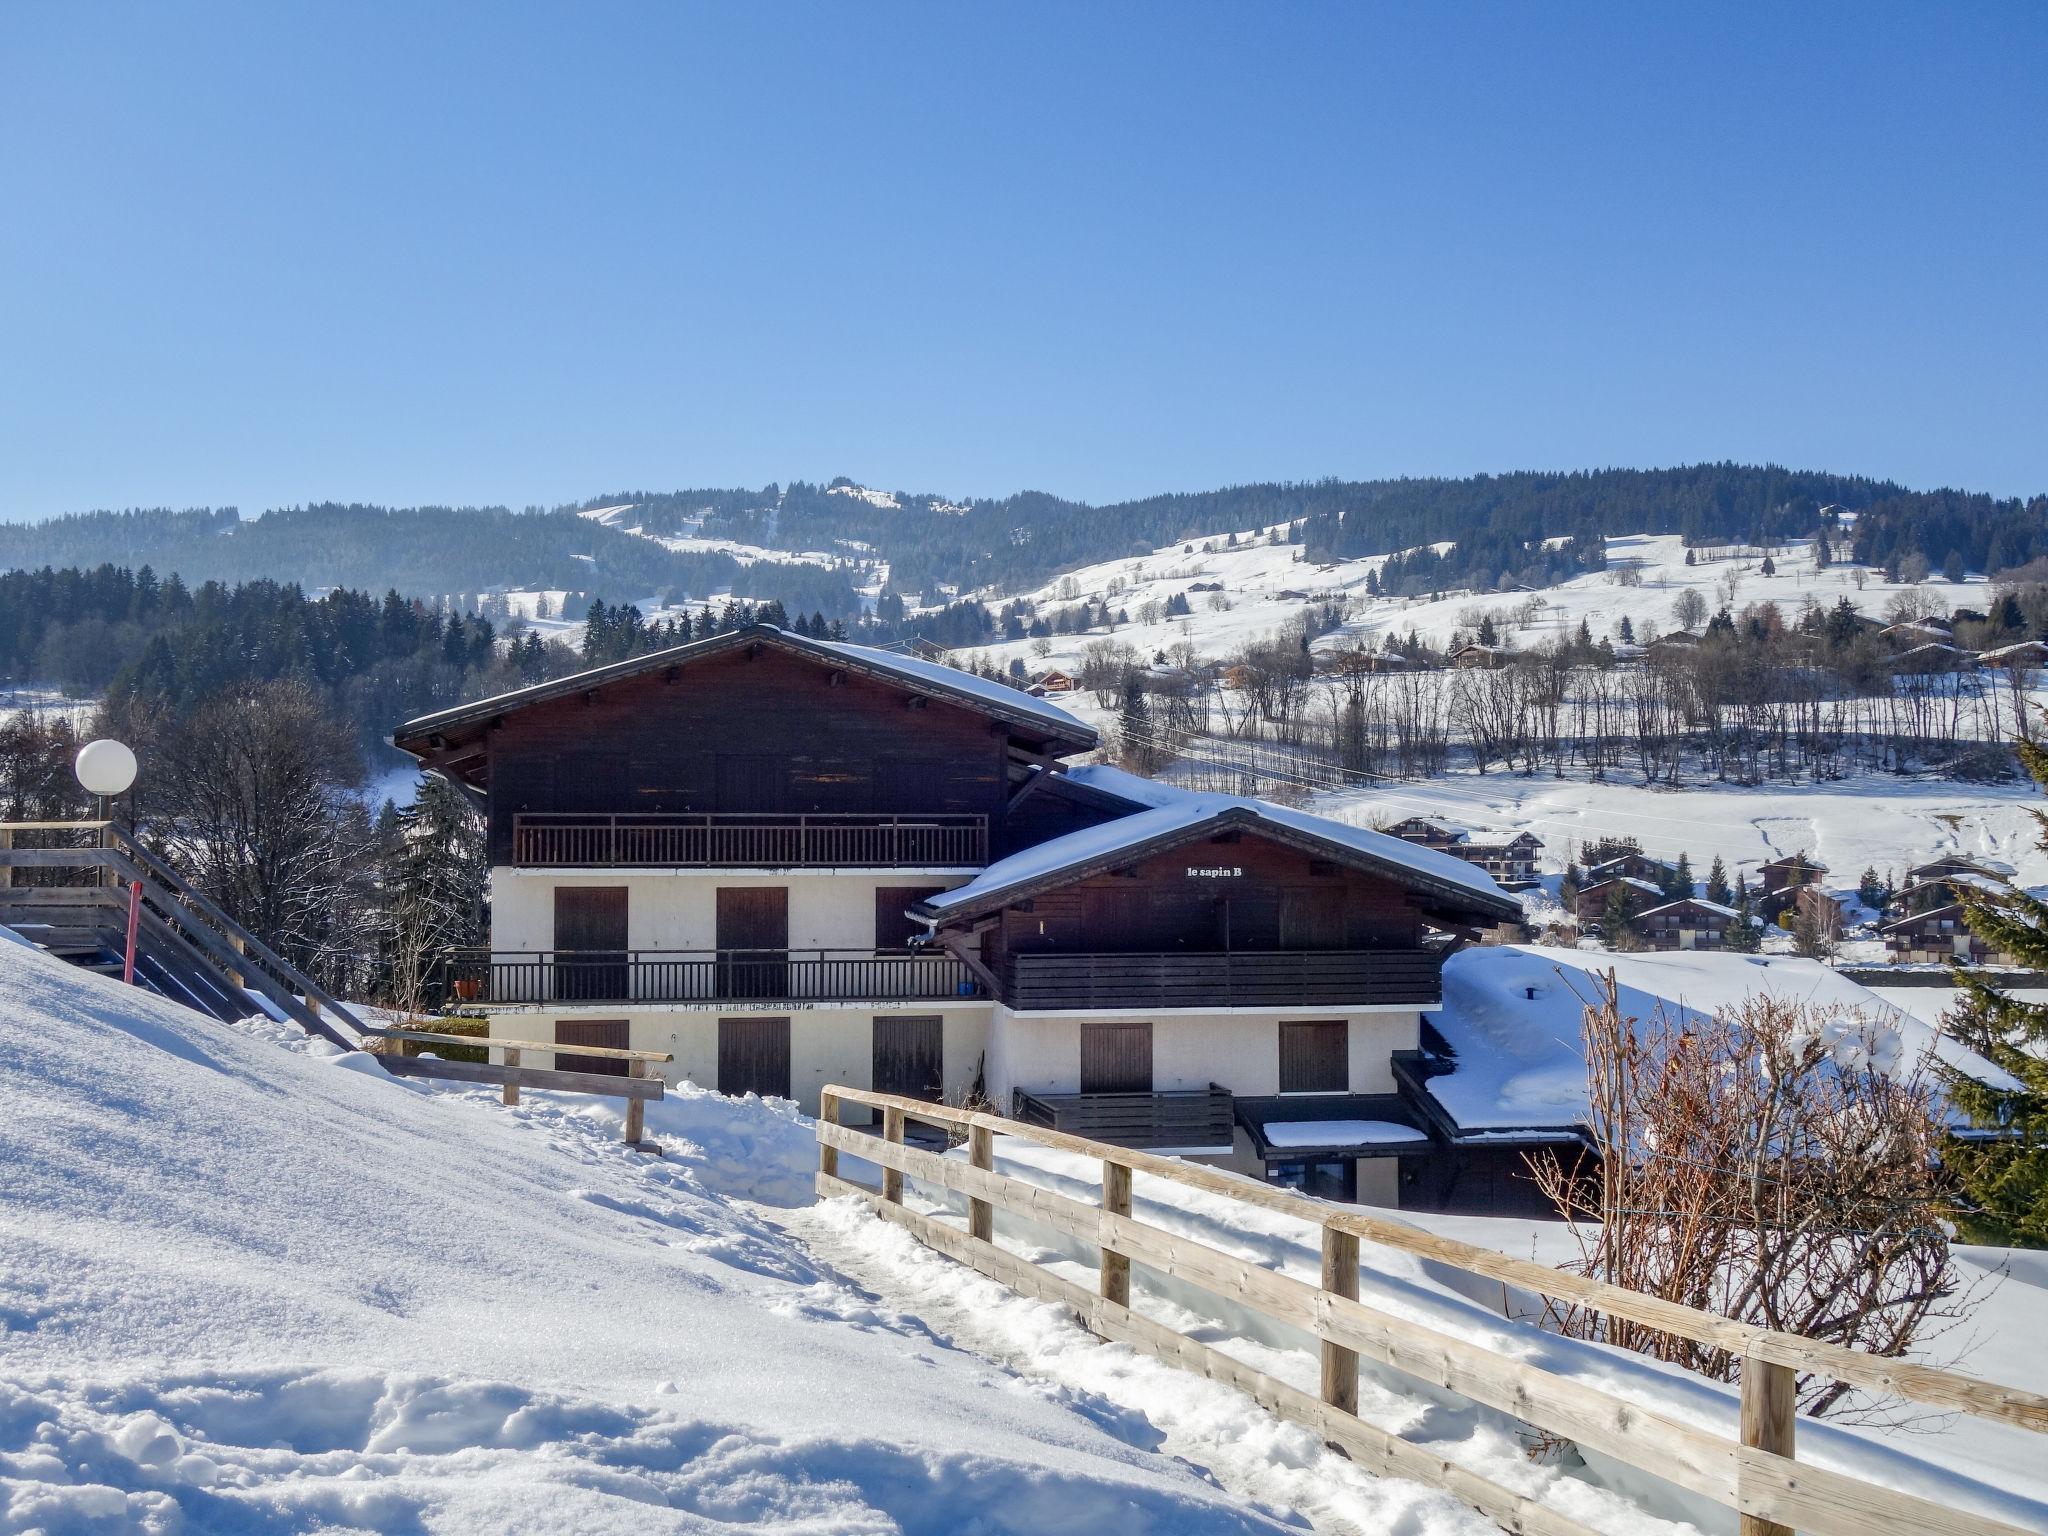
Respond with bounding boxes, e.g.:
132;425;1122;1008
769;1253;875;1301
1531;974;1971;1420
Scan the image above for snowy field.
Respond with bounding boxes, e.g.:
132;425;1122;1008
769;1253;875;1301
6;936;2046;1533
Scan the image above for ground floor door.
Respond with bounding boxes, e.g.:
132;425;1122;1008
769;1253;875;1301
872;1015;943;1101
717;887;789;999
554;887;628;1001
719;1015;792;1100
1079;1020;1152;1094
555;1017;629;1077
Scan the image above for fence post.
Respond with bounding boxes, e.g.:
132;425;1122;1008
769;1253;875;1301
0;827;11;890
1100;1158;1131;1307
882;1102;904;1204
502;1046;520;1106
1739;1352;1796;1536
623;1059;647;1147
1320;1226;1360;1420
818;1089;840;1180
968;1121;994;1242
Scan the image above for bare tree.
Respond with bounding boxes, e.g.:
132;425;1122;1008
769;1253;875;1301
1532;975;1970;1420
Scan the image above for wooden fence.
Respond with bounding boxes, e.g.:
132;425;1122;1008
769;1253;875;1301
815;1085;2048;1536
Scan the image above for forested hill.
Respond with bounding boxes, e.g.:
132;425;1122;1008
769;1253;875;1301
601;466;2048;596
0;504;861;614
4;466;2042;609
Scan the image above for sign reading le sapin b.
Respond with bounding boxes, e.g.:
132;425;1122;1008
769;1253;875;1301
1186;865;1242;879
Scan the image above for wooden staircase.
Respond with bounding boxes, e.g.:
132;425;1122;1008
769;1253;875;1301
0;821;366;1049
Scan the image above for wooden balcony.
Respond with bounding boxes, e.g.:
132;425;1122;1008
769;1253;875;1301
511;813;987;869
1012;1085;1235;1151
996;948;1442;1011
437;947;983;1007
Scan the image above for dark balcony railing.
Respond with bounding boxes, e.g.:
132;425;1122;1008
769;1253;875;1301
998;949;1442;1011
512;813;987;869
1012;1085;1236;1151
436;947;983;1006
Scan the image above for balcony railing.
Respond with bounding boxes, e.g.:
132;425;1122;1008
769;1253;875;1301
1012;1085;1236;1151
998;949;1442;1011
435;947;983;1007
511;813;987;869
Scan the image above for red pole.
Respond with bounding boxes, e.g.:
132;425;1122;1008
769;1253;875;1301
123;879;141;985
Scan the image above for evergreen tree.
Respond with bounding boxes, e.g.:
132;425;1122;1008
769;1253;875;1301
1760;555;1776;576
1704;855;1732;907
1617;615;1635;643
1727;878;1762;952
1117;675;1156;772
1602;880;1642;948
1667;851;1695;901
382;775;488;1014
1857;866;1889;910
1942;728;2048;1244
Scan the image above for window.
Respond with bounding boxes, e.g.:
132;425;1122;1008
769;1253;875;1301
1267;1159;1355;1201
1279;1020;1348;1094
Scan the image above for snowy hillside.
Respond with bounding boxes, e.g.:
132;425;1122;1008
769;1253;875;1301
958;529;1986;680
0;942;1302;1535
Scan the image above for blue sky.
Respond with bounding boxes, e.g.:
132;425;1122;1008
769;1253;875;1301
2;2;2043;518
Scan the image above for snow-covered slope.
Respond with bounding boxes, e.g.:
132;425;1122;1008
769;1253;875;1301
957;528;1987;678
0;944;1302;1534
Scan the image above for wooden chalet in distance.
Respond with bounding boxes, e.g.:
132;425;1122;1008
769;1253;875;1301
1384;818;1543;889
1634;897;1738;951
393;624;1526;1211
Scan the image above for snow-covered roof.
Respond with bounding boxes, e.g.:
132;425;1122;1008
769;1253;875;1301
1906;871;2010;898
1978;641;2048;664
1425;946;2018;1135
1261;1119;1429;1150
1581;875;1666;899
917;769;1520;923
1640;898;1740;919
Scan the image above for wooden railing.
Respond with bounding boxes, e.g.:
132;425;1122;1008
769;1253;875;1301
816;1085;2048;1536
364;1025;670;1147
999;948;1442;1010
1012;1085;1235;1151
436;947;982;1006
512;812;988;868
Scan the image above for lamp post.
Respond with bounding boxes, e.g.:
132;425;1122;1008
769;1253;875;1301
74;740;140;984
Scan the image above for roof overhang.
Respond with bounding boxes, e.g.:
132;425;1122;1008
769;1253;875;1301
914;804;1522;929
391;624;1099;788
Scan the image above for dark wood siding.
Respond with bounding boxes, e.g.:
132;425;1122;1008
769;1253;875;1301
554;887;628;1001
1278;1020;1348;1093
874;886;943;952
483;646;1010;862
718;1016;791;1099
1080;1021;1152;1093
555;1017;630;1077
872;1015;943;1101
717;887;788;998
989;830;1424;962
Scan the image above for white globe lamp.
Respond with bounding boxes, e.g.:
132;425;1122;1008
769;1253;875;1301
75;739;138;814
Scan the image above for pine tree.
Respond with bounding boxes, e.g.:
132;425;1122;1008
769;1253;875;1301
1760;555;1776;577
1618;615;1635;643
1602;881;1642;949
1668;851;1695;901
1704;855;1732;907
382;776;488;1015
1727;878;1761;952
1117;676;1156;773
1942;728;2048;1243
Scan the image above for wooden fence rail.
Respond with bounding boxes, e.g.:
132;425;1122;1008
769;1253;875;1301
814;1085;2046;1536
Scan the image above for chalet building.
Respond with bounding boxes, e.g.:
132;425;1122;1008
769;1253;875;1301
1581;850;1674;888
1028;669;1076;696
1756;852;1827;920
1785;883;1845;935
1645;630;1699;656
393;624;1524;1213
1635;897;1738;951
1978;640;2048;671
1450;643;1510;669
1573;876;1665;928
1385;819;1542;888
1882;903;2019;967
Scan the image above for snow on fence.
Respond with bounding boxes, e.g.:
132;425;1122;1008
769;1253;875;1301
815;1085;2048;1536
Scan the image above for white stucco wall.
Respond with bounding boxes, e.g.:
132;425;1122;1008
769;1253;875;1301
983;1006;1422;1106
488;868;974;954
486;1005;989;1119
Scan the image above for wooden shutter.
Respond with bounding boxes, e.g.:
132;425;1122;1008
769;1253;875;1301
717;887;789;999
1279;1019;1348;1094
554;886;628;1002
1080;1021;1152;1094
555;1017;629;1078
872;1015;943;1101
718;1016;792;1100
